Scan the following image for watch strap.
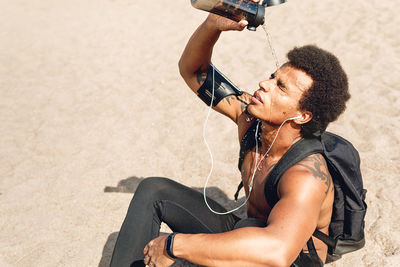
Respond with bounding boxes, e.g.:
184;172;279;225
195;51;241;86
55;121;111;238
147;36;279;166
165;233;177;259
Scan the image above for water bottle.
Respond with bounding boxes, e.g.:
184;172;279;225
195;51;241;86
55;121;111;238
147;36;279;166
191;0;286;31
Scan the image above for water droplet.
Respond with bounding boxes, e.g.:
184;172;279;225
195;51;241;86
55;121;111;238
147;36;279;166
262;23;280;69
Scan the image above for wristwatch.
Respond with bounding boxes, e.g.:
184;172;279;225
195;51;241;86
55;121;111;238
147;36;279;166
165;233;177;259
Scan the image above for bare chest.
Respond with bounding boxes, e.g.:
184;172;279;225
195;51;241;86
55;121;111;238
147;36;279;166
240;151;277;220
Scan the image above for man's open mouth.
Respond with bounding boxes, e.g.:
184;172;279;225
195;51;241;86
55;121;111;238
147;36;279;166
251;91;263;104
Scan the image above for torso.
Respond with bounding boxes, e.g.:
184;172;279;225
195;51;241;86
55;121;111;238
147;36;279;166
237;114;334;262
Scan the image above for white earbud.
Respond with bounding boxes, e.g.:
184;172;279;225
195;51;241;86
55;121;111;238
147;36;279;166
288;115;302;120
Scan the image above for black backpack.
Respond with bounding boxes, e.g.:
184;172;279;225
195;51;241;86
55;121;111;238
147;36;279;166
237;128;367;263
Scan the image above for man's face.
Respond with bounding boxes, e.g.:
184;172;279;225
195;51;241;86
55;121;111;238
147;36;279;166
246;64;313;124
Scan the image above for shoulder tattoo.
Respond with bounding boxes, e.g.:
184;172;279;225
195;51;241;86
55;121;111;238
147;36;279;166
296;154;333;194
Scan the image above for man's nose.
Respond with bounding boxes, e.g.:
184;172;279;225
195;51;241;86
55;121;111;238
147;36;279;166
259;80;274;92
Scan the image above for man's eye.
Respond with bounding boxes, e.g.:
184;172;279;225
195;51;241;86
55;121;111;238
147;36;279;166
270;73;275;79
277;81;285;91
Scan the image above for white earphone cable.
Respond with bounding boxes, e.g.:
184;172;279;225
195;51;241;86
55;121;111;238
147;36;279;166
202;65;298;215
202;65;249;215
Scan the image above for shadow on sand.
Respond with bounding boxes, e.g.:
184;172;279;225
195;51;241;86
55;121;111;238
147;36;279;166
99;176;245;267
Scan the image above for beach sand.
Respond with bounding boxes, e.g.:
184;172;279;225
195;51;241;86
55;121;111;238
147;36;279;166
0;0;399;266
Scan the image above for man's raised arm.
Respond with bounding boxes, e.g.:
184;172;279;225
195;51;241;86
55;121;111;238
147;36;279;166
178;13;254;123
178;14;247;93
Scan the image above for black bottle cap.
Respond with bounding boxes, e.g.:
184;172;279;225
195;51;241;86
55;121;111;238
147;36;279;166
262;0;286;7
247;5;265;31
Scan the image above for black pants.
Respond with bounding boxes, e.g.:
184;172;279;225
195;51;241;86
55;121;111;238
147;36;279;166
110;177;323;267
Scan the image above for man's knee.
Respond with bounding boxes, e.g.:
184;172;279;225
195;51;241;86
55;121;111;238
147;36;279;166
135;177;174;199
125;177;172;215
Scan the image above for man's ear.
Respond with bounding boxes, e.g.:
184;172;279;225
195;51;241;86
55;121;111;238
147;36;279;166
293;111;312;124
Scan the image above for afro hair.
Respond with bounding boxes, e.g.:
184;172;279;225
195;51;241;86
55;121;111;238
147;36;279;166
287;45;350;136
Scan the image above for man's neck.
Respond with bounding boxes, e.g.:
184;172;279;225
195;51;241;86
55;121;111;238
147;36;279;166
259;120;302;160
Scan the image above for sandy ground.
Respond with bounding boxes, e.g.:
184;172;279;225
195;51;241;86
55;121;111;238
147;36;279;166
1;0;399;266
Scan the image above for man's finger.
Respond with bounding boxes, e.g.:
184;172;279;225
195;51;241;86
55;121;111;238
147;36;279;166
144;255;150;265
237;20;249;31
238;20;248;26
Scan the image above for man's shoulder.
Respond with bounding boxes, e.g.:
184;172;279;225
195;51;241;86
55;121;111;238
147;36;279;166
278;153;333;197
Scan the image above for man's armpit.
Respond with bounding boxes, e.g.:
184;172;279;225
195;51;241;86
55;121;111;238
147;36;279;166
296;154;333;194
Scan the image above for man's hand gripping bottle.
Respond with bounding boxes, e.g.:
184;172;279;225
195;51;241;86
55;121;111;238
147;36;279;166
191;0;286;31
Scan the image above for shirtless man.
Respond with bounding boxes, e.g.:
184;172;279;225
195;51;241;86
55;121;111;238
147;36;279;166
110;4;350;267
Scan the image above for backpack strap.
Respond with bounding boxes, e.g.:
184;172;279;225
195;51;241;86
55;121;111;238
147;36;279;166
238;120;261;171
264;136;324;207
234;182;243;201
306;237;322;264
235;120;262;200
313;229;336;248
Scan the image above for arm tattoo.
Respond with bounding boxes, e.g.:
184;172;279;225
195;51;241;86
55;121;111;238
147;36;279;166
195;68;207;84
225;95;235;105
296;154;333;194
223;93;251;113
238;94;251;113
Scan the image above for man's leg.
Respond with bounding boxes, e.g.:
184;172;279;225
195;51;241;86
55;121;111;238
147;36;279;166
110;177;239;267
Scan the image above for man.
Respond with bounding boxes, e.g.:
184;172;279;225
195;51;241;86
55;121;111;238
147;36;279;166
110;4;350;267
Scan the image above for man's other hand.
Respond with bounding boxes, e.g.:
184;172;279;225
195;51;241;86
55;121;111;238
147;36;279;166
143;235;175;267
